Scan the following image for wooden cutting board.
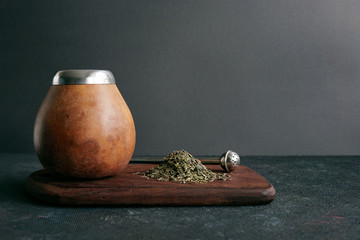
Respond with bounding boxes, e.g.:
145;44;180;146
26;163;275;206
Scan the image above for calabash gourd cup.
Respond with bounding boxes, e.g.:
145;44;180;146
34;70;136;179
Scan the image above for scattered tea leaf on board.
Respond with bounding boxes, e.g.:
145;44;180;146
139;150;231;184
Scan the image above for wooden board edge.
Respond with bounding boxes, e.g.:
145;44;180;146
26;174;276;206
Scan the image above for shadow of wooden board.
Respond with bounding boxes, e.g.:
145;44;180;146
26;163;275;206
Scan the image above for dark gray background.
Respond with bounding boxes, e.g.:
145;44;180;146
1;0;360;156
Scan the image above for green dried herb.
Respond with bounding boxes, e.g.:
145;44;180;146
140;150;231;184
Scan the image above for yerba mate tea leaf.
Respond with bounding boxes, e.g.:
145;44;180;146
141;150;231;184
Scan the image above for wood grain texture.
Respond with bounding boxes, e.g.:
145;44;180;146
26;163;275;206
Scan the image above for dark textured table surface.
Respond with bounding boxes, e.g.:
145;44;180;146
1;154;359;240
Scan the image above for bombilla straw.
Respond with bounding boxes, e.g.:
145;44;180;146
130;159;219;164
130;150;240;172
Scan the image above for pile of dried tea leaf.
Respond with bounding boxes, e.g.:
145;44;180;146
141;150;231;183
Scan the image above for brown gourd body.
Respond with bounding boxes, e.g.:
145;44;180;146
34;84;136;179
